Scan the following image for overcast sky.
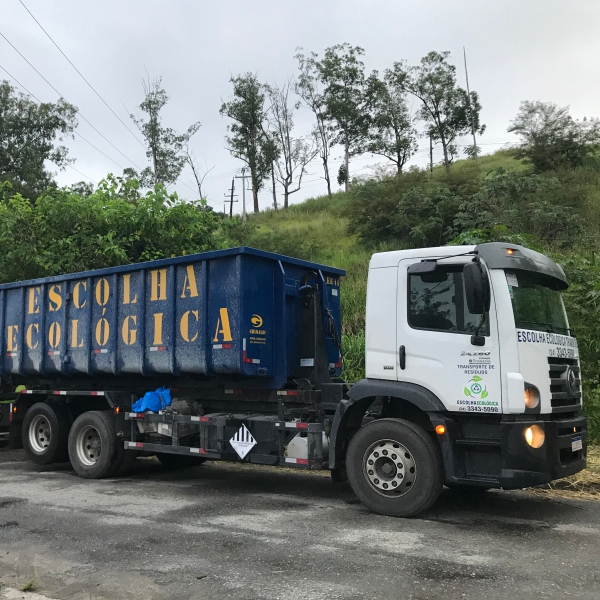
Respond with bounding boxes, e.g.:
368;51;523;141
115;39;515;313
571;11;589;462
3;0;599;213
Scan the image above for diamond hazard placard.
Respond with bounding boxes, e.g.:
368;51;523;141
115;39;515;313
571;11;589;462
230;424;256;459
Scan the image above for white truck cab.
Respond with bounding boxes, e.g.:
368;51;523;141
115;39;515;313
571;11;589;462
343;242;586;516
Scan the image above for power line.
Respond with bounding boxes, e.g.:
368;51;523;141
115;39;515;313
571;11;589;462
0;63;124;170
67;164;97;184
0;28;141;169
18;0;145;149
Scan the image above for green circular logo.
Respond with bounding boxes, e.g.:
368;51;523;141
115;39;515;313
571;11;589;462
464;376;488;399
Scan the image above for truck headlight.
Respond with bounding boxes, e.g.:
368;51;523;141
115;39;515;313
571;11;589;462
524;386;540;409
524;424;545;448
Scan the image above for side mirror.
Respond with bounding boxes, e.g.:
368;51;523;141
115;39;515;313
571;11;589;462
464;261;491;314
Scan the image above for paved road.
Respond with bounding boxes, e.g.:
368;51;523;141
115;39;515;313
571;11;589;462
1;447;599;600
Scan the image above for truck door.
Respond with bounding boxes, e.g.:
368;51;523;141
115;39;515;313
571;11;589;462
397;258;503;415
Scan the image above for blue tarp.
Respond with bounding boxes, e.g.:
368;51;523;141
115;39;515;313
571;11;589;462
131;387;172;413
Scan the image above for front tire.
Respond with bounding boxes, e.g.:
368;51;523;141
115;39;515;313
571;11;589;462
346;418;443;517
22;402;70;465
68;411;118;478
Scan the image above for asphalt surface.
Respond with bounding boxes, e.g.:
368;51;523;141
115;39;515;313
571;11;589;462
1;447;599;600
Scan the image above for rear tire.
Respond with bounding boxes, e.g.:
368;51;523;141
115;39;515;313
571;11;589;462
104;440;137;477
68;411;118;478
346;418;443;517
22;402;70;465
157;453;207;469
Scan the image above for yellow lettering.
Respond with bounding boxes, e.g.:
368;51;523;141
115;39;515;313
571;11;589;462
70;319;84;348
150;269;167;301
180;310;199;342
48;322;61;348
95;318;109;347
28;287;41;314
48;285;62;312
7;325;18;352
95;318;109;346
181;265;199;298
95;278;110;306
213;308;233;342
73;281;87;309
122;273;137;305
26;323;39;350
152;313;164;345
121;315;137;346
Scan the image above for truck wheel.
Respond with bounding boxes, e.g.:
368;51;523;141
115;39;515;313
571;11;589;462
346;418;443;518
157;453;207;469
68;411;118;478
22;402;70;465
104;434;137;477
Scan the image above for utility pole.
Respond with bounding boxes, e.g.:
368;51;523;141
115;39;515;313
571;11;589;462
224;178;238;218
234;168;250;223
463;46;478;163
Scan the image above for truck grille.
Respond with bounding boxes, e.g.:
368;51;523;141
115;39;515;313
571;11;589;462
548;357;581;413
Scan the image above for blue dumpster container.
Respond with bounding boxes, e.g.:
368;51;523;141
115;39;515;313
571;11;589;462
0;247;345;389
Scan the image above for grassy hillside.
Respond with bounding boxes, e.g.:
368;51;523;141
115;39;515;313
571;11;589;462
226;149;530;382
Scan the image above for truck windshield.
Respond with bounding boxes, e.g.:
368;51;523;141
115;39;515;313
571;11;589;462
506;271;570;335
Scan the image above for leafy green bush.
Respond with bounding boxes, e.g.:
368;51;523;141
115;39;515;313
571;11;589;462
0;177;222;282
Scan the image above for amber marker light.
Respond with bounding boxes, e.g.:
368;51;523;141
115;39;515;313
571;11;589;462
115;406;120;415
435;424;446;435
506;248;514;255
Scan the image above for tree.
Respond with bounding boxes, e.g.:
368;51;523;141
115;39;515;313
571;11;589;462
508;101;600;172
364;71;418;173
267;82;318;208
317;44;369;192
295;49;335;197
220;73;272;213
0;80;77;200
130;77;201;188
183;147;214;201
394;51;485;171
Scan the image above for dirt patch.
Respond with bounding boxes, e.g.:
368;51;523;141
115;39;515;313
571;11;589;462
530;445;600;501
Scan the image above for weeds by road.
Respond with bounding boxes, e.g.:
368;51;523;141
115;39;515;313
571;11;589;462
531;445;600;501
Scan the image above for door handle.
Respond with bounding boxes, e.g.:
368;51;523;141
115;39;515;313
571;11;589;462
399;345;406;370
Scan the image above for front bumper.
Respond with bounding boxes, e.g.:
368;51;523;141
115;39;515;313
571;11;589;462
433;412;587;490
499;414;587;488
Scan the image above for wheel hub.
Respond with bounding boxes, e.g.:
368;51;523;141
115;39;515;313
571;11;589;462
75;425;102;466
29;414;51;454
363;439;416;497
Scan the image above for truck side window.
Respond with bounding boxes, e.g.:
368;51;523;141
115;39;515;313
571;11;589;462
408;265;489;335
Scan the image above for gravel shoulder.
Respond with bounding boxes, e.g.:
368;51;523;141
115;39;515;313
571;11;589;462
1;446;600;600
